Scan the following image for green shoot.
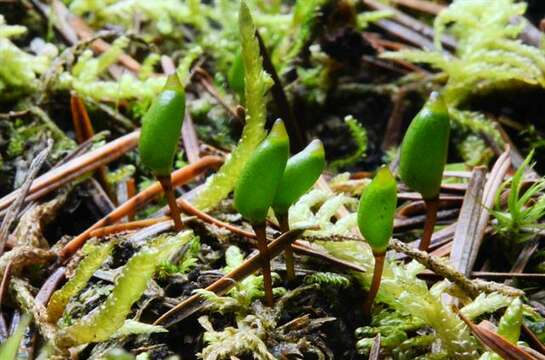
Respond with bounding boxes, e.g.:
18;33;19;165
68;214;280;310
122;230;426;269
194;2;273;211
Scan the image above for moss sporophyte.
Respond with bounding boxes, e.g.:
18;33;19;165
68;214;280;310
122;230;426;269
357;166;397;316
139;74;186;231
272;139;326;281
234;119;289;306
399;91;449;251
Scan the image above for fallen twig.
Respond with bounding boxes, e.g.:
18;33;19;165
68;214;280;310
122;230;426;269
390;238;524;298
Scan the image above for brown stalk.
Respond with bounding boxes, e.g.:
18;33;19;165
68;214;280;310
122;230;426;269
362;252;385;316
157;175;184;232
0;131;141;212
59;155;223;259
126;178;136;199
253;223;273;307
419;198;438;251
278;215;296;281
153;227;307;327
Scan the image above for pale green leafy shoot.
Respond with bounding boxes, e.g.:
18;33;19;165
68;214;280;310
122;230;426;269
198;314;276;360
382;0;545;106
479;297;523;360
330;115;368;170
193;2;273;210
0;16;56;96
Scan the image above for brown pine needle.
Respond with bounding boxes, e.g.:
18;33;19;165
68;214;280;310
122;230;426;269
0;131;141;213
59;156;223;259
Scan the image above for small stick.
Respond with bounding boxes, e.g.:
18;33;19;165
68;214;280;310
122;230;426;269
362;252;385;316
157;175;184;231
419;198;438;251
278;215;296;281
391;238;524;298
253;223;273;307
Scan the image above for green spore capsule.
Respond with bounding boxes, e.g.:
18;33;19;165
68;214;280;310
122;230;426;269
273;139;326;215
228;50;245;98
399;92;450;200
357;166;397;254
234;119;290;224
139;74;186;176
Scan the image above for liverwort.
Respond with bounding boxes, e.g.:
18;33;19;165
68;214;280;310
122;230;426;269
272;139;326;281
139;74;186;231
357;166;397;316
399;92;449;251
234;119;289;306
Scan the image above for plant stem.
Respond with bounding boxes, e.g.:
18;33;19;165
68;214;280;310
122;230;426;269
419;198;438;251
278;214;296;282
363;252;385;317
157;175;184;231
253;223;273;306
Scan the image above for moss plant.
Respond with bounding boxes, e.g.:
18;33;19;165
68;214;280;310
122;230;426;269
357;166;397;316
399;92;449;251
139;74;186;231
272;139;326;281
234;119;289;305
